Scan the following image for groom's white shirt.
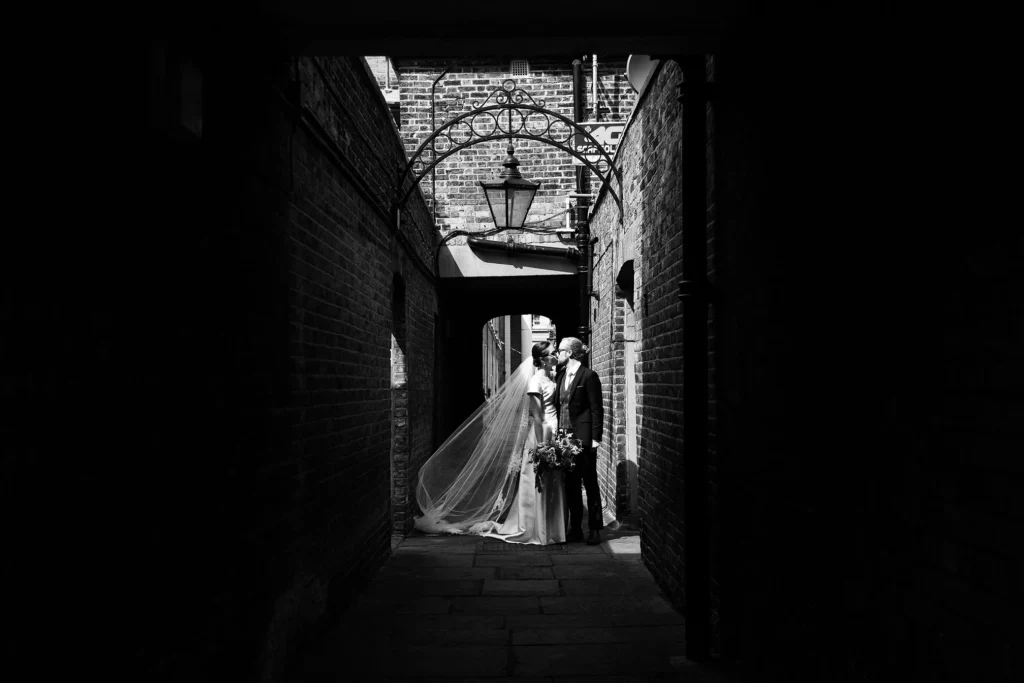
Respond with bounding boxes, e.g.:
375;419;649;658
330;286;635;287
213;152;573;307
563;357;581;391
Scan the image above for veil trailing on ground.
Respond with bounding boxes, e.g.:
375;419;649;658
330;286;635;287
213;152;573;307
414;357;535;535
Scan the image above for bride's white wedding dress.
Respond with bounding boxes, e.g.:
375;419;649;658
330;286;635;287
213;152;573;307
476;371;567;545
413;358;565;542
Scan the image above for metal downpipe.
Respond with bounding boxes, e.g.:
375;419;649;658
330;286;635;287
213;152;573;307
572;59;585;195
572;58;591;349
575;206;591;347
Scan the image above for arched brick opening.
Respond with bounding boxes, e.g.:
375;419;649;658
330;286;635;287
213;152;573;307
435;274;578;442
390;273;410;534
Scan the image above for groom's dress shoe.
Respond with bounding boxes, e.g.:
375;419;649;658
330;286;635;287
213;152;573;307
566;529;585;543
586;530;601;545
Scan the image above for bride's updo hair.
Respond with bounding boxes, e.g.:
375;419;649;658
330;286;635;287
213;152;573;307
532;341;554;367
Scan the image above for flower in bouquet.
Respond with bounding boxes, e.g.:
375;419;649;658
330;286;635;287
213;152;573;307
528;432;582;490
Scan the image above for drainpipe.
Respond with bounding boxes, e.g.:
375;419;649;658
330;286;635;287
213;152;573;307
572;59;585;195
572;58;591;350
431;61;456;226
575;203;592;349
592;54;598;120
467;236;579;260
677;55;712;662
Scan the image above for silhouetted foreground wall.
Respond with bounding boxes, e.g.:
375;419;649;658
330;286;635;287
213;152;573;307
586;13;1021;682
9;45;438;682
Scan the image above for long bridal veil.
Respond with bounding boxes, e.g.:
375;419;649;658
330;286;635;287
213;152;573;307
414;357;535;534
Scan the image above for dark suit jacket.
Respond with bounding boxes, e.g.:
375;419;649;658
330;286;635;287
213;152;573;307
553;363;603;445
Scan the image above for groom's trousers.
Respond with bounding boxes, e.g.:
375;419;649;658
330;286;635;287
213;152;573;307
565;446;603;532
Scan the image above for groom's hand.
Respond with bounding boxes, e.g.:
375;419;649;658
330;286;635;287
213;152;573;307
592;440;600;449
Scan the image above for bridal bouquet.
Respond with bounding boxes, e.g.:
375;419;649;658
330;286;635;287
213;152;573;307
528;429;582;491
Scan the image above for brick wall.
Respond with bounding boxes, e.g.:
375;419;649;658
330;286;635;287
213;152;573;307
587;272;625;529
63;47;442;683
364;56;398;90
589;57;687;593
394;57;633;238
279;52;438;661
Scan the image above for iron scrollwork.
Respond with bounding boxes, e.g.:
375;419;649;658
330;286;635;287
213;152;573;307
396;79;623;220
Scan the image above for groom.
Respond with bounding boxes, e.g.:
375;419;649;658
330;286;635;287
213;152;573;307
553;336;604;545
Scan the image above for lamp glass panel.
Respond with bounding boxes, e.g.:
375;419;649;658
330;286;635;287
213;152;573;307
510;186;537;228
484;186;508;227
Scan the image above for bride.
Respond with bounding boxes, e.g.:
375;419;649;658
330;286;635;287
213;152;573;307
413;341;566;544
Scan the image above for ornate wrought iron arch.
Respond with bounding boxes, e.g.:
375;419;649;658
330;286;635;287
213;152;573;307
396;79;623;221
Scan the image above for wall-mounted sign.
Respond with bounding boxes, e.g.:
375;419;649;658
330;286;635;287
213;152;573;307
572;122;626;166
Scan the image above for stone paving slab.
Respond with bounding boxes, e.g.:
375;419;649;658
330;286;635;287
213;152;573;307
540;595;676;615
512;624;687;645
483;579;561;596
338;614;506;631
398;541;483;550
552;564;652;580
559;578;662;596
342;627;512;647
512;642;685;676
499;566;555;579
481;540;567;553
348;595;451;615
308;644;511;678
400;534;482;546
375;566;498;580
362;579;483;597
604;539;642;555
504;612;685;629
564;543;610;554
406;628;512;647
452;596;542;614
475;553;554;566
393;544;478;555
549;553;621;565
386;554;476;567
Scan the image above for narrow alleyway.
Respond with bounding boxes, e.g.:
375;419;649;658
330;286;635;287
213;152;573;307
288;529;745;682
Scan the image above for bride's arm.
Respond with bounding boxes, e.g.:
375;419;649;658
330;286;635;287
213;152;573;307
529;393;544;443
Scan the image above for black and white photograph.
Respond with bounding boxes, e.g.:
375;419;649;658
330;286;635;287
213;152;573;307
6;3;1018;682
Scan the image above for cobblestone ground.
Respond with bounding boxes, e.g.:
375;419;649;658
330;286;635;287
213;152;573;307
287;527;753;682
